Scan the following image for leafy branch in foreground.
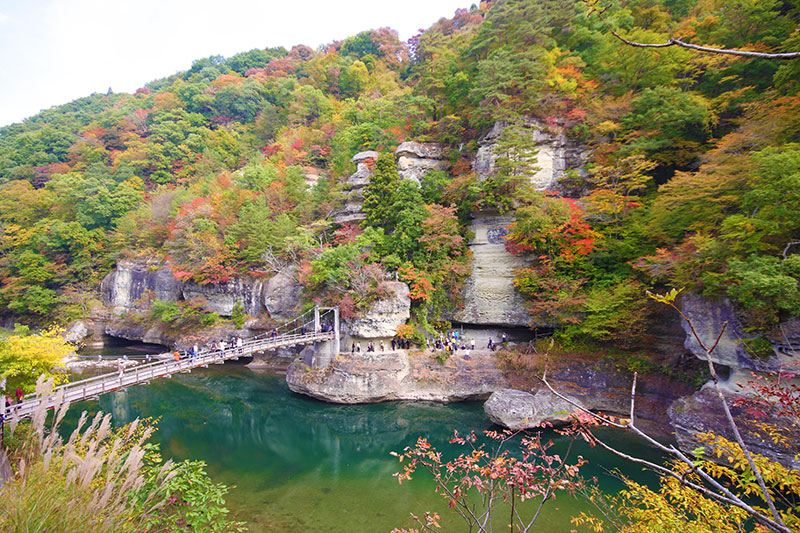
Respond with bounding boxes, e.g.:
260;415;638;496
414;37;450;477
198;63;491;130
545;288;797;533
390;428;590;533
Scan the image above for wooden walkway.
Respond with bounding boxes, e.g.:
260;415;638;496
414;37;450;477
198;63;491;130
5;318;337;421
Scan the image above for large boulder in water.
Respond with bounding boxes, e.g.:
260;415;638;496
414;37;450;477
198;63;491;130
484;388;581;429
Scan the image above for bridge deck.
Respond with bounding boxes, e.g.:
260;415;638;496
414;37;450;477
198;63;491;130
5;330;334;421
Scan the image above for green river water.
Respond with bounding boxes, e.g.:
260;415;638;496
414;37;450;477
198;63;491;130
68;364;666;532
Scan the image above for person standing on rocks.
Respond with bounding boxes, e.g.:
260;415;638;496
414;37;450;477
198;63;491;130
391;338;396;351
501;332;507;345
471;339;476;351
380;340;385;352
356;342;361;353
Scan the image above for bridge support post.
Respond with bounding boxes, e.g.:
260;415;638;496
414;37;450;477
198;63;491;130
314;305;320;333
333;306;340;357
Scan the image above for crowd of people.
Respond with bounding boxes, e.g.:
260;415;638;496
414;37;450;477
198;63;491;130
349;330;509;359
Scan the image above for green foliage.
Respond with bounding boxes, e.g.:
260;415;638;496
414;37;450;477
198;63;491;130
362;152;402;229
725;255;800;329
231;300;246;329
150;299;219;331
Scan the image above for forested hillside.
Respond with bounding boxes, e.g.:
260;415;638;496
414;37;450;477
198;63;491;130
1;0;798;353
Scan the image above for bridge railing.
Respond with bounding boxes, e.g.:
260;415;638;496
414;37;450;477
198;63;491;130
10;330;335;417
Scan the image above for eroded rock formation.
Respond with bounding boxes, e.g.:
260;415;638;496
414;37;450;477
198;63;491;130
343;281;411;338
333;150;378;224
286;349;508;403
395;141;448;184
101;260;182;314
453;211;531;327
670;386;800;469
473;118;588;191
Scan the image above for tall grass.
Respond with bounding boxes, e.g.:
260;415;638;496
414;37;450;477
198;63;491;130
0;376;245;532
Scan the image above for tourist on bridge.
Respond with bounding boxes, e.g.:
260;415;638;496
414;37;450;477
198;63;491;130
173;350;181;361
236;337;243;353
219;340;226;355
117;359;125;379
192;344;199;358
15;387;23;404
301;325;306;335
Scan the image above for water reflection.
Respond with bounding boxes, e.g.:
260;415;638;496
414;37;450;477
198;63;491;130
65;365;666;532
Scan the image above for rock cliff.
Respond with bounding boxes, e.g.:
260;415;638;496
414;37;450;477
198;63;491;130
681;293;795;382
343;281;411;338
473;118;588;191
102;259;303;320
182;278;265;317
670;386;800;469
101;260;182;314
453;211;531;327
395;141;448;184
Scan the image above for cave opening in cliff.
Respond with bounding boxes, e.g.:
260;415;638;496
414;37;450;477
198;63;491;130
446;323;552;347
78;334;168;357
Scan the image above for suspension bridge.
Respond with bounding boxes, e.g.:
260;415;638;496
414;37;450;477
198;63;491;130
4;306;339;421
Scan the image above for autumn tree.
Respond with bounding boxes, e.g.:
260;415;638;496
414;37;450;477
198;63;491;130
0;325;72;395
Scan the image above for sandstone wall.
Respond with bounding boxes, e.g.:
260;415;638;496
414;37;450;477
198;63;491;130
453;212;531;327
395;141;448;184
343;281;411;338
473;118;588;191
101;260;182;315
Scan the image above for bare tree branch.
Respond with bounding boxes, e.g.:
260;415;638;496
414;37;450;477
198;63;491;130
539;357;792;533
607;27;800;59
668;303;786;528
582;0;800;60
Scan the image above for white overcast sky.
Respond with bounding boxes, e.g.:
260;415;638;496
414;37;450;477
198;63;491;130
0;0;470;127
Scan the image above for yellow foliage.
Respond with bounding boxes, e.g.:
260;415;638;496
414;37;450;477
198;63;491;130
0;326;72;394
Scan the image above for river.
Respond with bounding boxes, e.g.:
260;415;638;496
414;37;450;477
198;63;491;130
66;364;666;532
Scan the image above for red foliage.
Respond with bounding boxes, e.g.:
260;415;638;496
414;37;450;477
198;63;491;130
333;223;363;245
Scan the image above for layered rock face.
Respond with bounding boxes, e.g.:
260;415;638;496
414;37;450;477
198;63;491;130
286;349;509;403
101;260;182;314
333;150;378;224
395;141;448;184
453;211;531;327
453;119;588;328
343;281;411;338
681;293;794;380
102;260;302;321
473;118;588;191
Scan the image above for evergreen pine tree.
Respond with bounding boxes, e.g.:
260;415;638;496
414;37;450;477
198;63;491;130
362;152;401;230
